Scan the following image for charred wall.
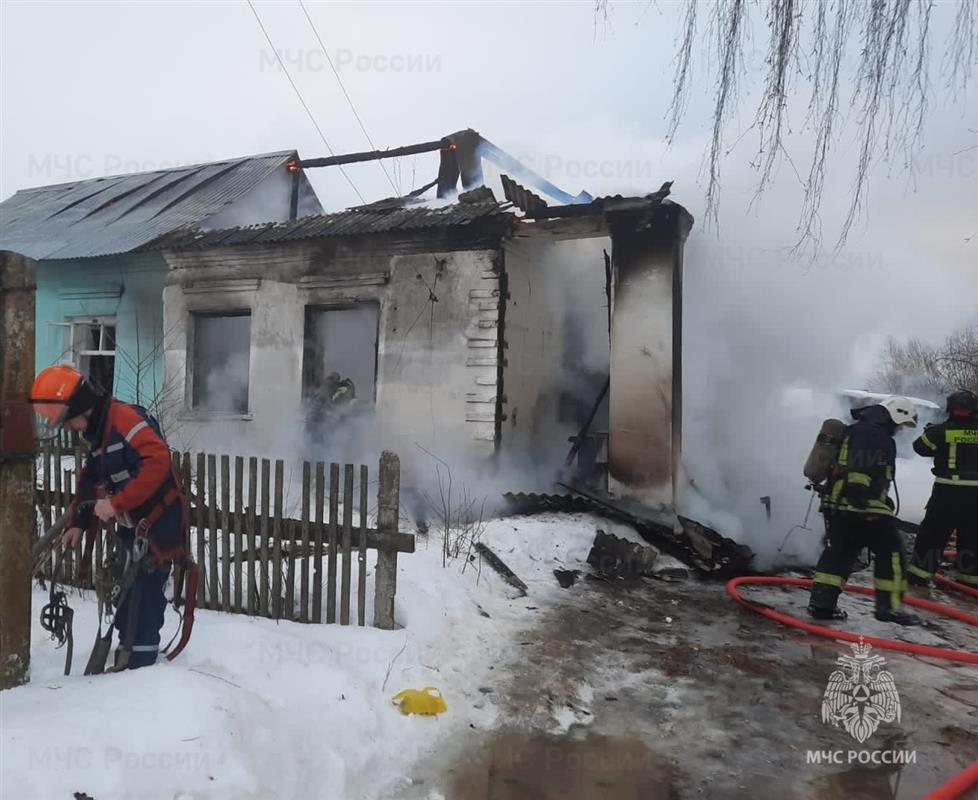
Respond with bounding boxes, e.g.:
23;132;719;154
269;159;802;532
606;202;692;504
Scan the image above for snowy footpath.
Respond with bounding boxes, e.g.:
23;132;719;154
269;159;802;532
1;513;619;800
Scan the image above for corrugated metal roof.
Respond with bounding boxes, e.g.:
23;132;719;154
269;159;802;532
0;151;299;260
148;201;513;250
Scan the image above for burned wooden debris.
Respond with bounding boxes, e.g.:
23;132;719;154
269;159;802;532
586;530;659;578
553;569;581;588
475;542;528;596
501;487;753;579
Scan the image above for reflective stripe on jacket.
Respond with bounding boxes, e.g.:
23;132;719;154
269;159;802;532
821;408;897;517
913;418;978;486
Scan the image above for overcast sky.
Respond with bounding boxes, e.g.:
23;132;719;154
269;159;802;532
1;2;973;259
2;1;974;368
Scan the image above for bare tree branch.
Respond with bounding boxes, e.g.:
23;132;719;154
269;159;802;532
704;0;749;228
598;0;978;250
666;0;698;143
875;324;978;397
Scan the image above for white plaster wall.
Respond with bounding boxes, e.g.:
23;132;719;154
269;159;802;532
500;238;559;452
375;250;500;456
162;278;306;456
161;243;501;475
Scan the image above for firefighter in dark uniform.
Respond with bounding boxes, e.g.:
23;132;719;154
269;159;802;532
807;396;921;625
30;364;186;669
907;389;978;587
308;371;355;426
323;372;356;410
305;372;357;458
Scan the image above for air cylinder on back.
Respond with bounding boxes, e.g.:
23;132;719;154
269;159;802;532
803;418;847;484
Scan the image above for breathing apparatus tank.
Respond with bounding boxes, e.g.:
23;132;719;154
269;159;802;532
803;418;848;484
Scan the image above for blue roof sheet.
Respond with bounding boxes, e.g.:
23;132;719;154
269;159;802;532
0;151;299;259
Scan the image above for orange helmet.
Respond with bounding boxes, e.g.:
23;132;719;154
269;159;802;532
29;365;97;427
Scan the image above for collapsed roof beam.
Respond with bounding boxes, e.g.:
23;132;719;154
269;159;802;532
298;129;590;206
298;139;448;168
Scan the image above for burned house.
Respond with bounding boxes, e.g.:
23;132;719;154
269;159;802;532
153;131;691;506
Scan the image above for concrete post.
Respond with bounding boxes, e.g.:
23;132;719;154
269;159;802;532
606;204;692;506
373;451;400;630
0;250;37;690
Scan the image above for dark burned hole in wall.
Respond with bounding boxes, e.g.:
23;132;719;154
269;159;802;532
191;311;252;414
302;304;380;406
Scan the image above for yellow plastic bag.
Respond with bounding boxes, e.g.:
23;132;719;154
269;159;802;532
391;686;447;716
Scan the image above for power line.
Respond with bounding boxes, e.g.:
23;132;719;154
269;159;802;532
298;0;400;196
247;0;364;203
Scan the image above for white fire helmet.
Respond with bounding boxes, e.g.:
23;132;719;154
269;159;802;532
879;395;918;428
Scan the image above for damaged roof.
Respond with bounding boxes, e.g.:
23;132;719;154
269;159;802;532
0;151;300;260
147;200;513;250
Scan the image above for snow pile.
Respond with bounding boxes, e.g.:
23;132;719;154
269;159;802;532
2;512;622;800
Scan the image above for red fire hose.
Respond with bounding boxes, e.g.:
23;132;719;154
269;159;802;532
934;573;978;600
726;575;978;799
922;760;978;800
726;576;978;663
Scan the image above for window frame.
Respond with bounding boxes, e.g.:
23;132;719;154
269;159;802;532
301;302;381;407
187;309;254;419
50;316;118;389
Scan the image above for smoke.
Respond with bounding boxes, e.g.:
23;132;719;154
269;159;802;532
192;314;252;415
201;164;322;231
679;193;977;568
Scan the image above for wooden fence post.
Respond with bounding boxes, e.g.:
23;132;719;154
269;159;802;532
312;462;325;623
220;454;231;612
340;465;354;625
233;456;244;613
357;464;368;627
299;462;310;623
0;250;36;690
327;462;339;624
374;451;400;630
195;453;206;607
207;454;218;609
247;457;258;616
271;459;284;619
259;458;270;617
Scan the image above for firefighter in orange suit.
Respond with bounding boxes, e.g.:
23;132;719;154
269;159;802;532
30;365;186;669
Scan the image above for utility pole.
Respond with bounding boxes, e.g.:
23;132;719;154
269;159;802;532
0;250;37;690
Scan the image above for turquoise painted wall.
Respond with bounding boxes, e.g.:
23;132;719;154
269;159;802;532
35;252;167;408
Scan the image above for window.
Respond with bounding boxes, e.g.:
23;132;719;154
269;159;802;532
52;317;117;394
191;312;251;414
302;305;379;407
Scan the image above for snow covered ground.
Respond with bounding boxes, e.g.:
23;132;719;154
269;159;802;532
1;513;646;800
6;507;973;800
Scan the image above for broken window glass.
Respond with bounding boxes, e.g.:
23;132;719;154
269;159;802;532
191;312;251;414
65;317;116;395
